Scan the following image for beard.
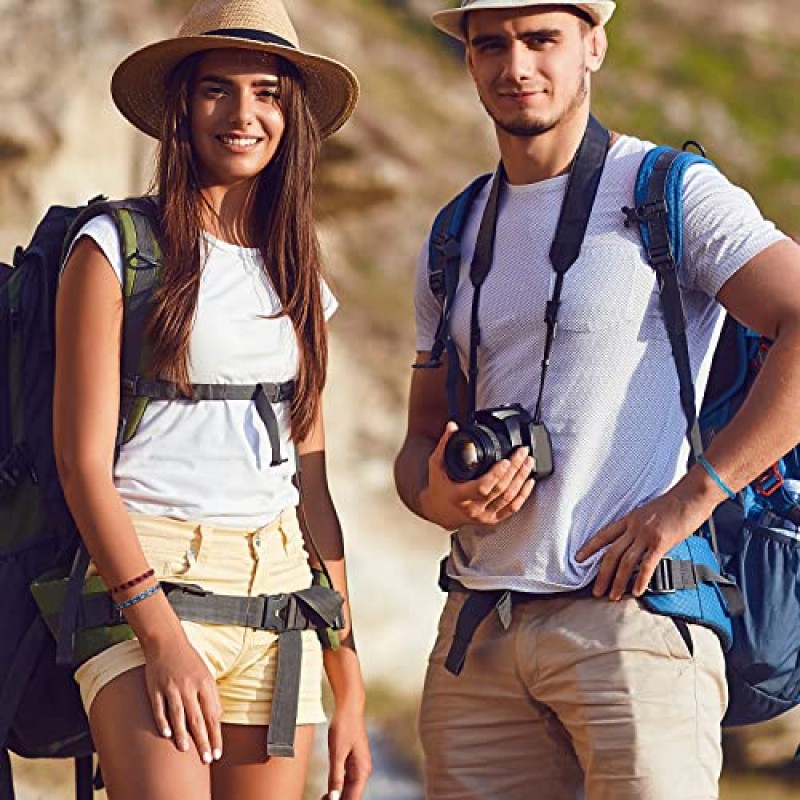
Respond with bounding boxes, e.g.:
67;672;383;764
482;68;588;138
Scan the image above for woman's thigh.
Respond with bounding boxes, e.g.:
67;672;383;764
211;723;315;800
90;666;211;800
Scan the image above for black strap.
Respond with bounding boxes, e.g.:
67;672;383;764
266;629;302;757
458;116;611;424
444;590;509;676
0;749;14;800
0;617;49;750
75;755;94;800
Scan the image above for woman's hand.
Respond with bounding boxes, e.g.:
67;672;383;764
141;632;223;764
322;703;371;800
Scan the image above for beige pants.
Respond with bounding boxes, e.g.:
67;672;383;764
420;591;727;800
75;510;326;727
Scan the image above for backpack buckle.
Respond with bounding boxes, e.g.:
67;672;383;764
755;464;783;497
647;558;677;594
262;593;294;631
622;201;667;228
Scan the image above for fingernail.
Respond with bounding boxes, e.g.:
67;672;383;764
178;740;189;752
202;751;212;765
162;727;172;738
328;791;342;800
213;748;223;761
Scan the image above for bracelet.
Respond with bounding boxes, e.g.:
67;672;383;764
696;455;736;500
110;568;155;595
113;583;162;613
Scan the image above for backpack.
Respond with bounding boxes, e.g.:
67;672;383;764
425;143;800;732
0;197;345;798
0;197;161;800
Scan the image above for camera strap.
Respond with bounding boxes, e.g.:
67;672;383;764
459;115;611;423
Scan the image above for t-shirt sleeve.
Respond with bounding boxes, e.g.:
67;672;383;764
680;164;787;297
61;214;124;285
414;234;443;353
321;278;338;321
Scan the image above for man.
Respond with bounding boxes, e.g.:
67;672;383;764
393;2;800;798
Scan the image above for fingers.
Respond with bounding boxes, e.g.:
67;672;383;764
431;421;459;468
198;682;224;762
149;688;172;740
576;517;626;563
150;682;222;764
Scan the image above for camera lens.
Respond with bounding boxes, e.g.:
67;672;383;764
444;426;503;483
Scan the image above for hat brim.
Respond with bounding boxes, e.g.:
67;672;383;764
111;34;359;140
432;2;616;41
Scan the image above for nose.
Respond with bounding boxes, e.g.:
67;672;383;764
229;89;255;128
502;40;534;83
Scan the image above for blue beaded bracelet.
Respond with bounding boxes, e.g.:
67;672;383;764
113;582;162;613
697;455;736;500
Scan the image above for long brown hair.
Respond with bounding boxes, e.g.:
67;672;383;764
147;51;326;442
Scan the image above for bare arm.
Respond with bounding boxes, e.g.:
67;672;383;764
579;238;800;598
54;237;222;761
296;405;371;798
394;352;535;530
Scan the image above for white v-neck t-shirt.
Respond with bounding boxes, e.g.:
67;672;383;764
67;215;336;527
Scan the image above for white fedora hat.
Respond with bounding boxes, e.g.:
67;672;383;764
112;0;359;140
432;1;616;41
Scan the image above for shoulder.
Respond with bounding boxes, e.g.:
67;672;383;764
62;213;124;285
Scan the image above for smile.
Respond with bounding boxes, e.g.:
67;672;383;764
217;135;262;148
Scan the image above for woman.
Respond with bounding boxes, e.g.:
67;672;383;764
52;1;370;798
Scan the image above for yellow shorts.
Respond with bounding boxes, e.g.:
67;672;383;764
75;510;326;727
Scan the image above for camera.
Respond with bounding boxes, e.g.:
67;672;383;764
443;405;554;484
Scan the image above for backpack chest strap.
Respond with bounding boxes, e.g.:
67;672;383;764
120;378;295;466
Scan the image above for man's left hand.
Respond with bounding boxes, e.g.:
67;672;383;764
576;484;717;601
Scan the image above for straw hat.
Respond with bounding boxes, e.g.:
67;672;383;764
112;0;359;140
432;1;616;41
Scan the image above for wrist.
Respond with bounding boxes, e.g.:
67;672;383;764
677;457;729;518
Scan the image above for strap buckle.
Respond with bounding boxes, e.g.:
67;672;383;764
262;593;296;632
647;558;677;594
622;201;667;228
755;463;784;497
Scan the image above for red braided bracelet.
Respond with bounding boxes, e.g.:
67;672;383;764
110;568;155;595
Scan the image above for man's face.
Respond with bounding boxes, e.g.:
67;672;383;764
465;7;606;138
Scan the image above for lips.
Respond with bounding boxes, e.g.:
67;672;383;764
216;134;263;149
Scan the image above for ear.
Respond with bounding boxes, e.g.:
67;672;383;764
585;25;608;73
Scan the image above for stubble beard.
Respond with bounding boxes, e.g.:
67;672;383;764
483;68;589;139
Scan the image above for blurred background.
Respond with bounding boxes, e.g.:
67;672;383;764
2;0;799;797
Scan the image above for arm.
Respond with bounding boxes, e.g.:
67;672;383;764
295;406;370;800
579;238;800;599
54;237;222;762
394;352;535;531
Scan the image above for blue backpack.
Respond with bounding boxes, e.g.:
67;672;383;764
427;144;800;732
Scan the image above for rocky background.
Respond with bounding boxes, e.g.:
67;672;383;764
3;1;800;797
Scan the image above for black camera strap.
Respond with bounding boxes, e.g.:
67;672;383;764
459;115;611;424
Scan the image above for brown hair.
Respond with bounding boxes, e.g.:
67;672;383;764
147;51;326;442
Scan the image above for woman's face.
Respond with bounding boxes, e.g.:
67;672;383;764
189;49;286;191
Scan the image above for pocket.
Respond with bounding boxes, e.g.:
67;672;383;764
132;518;205;581
558;243;655;332
650;610;695;661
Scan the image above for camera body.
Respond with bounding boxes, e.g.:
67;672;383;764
443;404;554;484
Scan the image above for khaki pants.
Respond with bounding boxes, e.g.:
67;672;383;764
420;591;727;800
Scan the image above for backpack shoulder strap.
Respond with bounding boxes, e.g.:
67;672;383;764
421;173;492;369
65;197;162;445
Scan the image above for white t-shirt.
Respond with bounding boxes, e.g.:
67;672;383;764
66;215;337;527
415;135;786;593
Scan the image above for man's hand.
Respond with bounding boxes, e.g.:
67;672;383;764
419;422;536;530
576;472;723;601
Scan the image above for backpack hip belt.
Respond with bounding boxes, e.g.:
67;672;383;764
438;555;736;677
46;579;344;758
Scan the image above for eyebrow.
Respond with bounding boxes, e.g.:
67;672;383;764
470;27;563;47
197;74;279;86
